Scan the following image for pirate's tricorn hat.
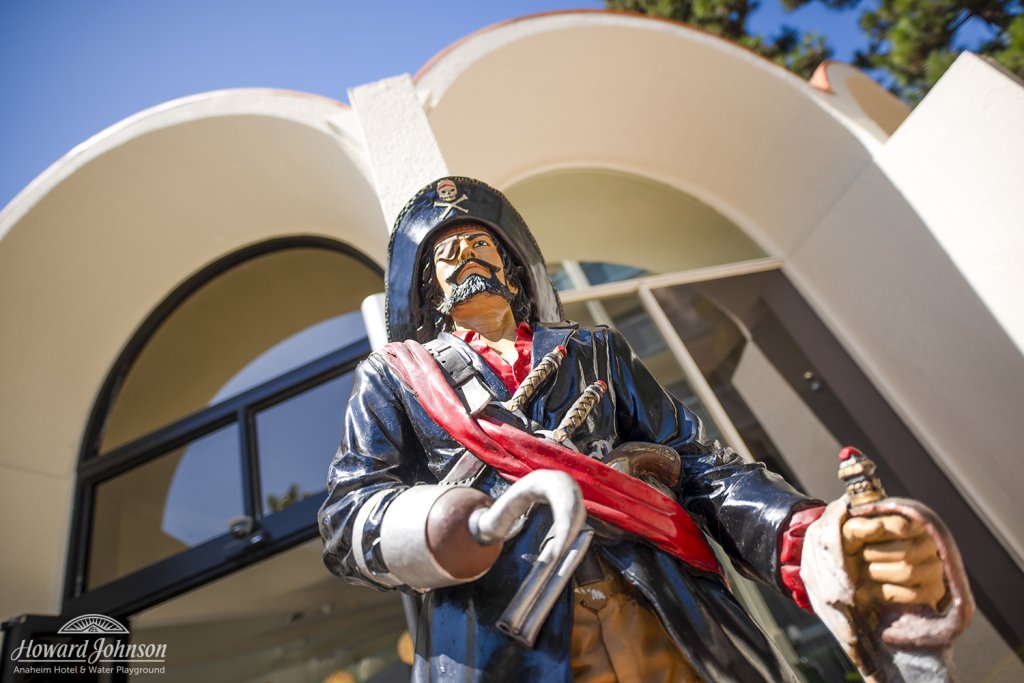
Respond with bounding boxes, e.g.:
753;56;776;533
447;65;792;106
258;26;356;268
385;176;563;343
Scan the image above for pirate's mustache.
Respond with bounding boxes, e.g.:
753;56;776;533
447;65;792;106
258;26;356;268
447;258;499;285
438;260;514;316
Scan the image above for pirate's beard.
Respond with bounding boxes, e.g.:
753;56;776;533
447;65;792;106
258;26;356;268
438;264;515;316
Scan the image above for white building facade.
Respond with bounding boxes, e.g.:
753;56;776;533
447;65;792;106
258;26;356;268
1;10;1022;683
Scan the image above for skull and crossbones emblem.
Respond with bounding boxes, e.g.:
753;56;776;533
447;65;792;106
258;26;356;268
433;179;470;219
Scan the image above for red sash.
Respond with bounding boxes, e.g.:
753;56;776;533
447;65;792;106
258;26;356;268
381;340;722;574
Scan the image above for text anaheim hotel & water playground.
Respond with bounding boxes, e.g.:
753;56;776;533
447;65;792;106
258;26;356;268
10;638;166;676
8;614;168;677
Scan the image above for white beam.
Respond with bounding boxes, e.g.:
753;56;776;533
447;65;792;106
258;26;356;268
349;75;449;229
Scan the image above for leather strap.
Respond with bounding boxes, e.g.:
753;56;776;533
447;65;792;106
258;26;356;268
429;342;478;385
426;342;491;487
426;341;495;415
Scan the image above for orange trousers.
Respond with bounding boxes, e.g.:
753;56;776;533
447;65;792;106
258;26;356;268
570;563;703;683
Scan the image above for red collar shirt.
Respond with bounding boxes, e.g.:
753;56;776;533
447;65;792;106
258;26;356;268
452;322;534;394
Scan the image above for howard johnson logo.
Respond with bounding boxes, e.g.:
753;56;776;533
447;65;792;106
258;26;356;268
9;614;167;677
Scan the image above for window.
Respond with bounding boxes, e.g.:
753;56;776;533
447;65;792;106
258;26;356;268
68;239;382;610
98;245;377;454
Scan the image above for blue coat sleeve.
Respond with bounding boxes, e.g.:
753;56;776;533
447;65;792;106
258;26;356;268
317;353;427;591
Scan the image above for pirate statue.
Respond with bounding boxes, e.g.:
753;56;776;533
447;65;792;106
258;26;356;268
319;177;973;682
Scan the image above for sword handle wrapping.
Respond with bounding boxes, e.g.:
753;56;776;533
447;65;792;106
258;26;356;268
504;345;567;414
551;380;607;444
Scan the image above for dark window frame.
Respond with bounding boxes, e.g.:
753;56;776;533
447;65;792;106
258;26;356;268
63;237;381;619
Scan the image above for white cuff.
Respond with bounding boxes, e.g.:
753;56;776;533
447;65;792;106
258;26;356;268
352;489;401;587
380;485;484;591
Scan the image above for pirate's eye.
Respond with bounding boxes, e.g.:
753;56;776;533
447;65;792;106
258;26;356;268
475;239;489;248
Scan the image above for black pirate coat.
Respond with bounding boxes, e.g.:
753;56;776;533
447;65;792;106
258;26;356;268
318;177;819;681
319;322;820;682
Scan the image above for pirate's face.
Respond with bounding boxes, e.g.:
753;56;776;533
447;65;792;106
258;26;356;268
431;224;517;306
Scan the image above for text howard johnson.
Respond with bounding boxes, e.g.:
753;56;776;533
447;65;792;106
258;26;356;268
10;638;166;676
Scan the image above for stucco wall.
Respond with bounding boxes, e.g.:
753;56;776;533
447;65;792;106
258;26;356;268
787;54;1024;571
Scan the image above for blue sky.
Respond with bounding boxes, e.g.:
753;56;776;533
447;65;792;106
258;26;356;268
0;1;876;212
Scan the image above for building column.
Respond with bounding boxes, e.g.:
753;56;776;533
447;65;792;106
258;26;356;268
349;75;449;228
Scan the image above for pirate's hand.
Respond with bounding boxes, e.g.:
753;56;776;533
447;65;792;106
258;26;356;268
426;487;503;580
841;513;947;609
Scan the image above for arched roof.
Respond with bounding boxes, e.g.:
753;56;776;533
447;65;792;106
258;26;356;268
0;89;387;484
413;10;888;258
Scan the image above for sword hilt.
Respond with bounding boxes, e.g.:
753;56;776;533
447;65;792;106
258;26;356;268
838;446;886;509
504;345;567;414
551;380;606;444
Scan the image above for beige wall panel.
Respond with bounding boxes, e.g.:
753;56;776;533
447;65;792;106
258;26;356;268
954;611;1024;683
505;169;764;272
788;163;1024;569
0;466;73;619
878;53;1024;354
